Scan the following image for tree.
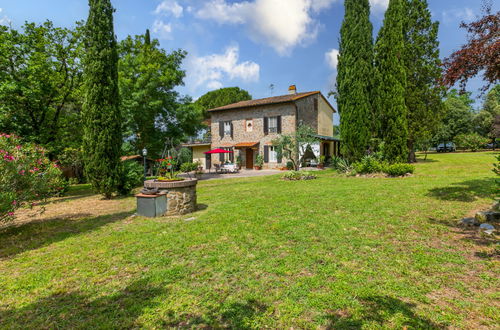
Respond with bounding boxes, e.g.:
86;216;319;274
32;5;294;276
433;90;475;144
403;0;444;162
455;133;489;151
374;0;408;163
118;32;201;157
336;0;373;162
272;125;319;171
0;21;84;157
82;0;122;198
474;85;500;142
196;87;252;118
442;4;499;92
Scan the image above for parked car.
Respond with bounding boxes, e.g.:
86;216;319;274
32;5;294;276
437;142;456;152
485;141;499;149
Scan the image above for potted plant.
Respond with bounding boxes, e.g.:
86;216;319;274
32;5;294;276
236;155;242;170
318;155;326;169
254;154;264;170
156;156;184;181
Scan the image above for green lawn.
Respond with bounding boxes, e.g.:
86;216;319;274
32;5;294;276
0;152;498;328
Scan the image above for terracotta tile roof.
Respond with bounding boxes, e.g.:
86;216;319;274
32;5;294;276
208;91;321;112
234;142;259;147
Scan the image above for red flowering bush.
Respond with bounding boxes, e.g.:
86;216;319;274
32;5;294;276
0;133;67;222
156;156;178;179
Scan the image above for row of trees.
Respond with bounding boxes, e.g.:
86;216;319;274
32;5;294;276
337;0;499;163
337;0;443;163
0;18;203;161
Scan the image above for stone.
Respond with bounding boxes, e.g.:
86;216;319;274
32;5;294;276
475;211;500;224
184;217;196;222
479;223;495;231
459;217;477;226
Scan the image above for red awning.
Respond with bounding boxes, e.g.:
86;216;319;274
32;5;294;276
203;148;233;154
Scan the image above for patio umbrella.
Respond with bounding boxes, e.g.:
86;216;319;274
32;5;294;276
203;148;233;154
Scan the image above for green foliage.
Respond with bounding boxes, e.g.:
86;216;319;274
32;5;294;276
353;156;385;174
281;170;317;181
255;154;264;167
374;0;408;163
177;147;192;165
58;147;85;183
117;161;143;195
474;85;500;139
0;21;84;157
384;163;415;176
195;87;251;118
331;156;354;174
272;125;319;171
286;160;294;170
82;0;122;199
403;0;444;162
118;33;202;157
180;162;198;173
455;133;489;151
433;90;475;144
0;133;67;221
156;156;177;179
337;0;373;161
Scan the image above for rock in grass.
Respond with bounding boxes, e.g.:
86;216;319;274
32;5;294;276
479;223;495;231
459;217;477;226
475;211;500;224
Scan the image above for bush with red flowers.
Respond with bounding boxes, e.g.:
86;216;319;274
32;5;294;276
0;133;68;222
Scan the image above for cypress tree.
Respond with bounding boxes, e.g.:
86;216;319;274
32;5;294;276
337;0;373;161
403;0;444;162
82;0;122;198
145;29;151;46
374;0;408;163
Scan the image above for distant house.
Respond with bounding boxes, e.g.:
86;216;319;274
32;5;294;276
184;85;340;170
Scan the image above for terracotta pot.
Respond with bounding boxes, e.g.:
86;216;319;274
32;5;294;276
254;166;261;170
317;164;324;169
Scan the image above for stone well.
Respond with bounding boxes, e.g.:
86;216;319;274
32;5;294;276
144;178;198;216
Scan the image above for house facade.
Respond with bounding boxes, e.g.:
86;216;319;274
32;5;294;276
184;86;340;170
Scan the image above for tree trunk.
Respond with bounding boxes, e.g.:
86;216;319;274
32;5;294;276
407;139;416;163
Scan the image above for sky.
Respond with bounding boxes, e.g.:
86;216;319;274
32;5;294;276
0;0;497;124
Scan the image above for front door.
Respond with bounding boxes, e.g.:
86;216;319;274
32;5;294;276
246;148;254;169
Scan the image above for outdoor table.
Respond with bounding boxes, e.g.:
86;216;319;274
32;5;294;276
221;163;237;173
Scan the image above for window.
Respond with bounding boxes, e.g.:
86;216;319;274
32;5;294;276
245;119;253;132
224;121;232;135
269;146;277;162
268;117;278;133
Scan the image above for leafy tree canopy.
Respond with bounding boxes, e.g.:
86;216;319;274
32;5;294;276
195;87;252;118
433;90;475;144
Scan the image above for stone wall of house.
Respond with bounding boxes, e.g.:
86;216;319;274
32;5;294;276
296;94;319;132
210;103;297;168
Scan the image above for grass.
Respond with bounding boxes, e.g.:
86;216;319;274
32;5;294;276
0;152;498;328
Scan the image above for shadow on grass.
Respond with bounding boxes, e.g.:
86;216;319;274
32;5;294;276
164;298;268;328
324;296;443;329
426;178;496;202
0;279;166;329
0;210;134;259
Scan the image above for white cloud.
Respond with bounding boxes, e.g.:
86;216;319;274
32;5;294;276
187;45;260;90
369;0;388;13
442;7;475;24
196;0;339;55
325;48;339;70
152;19;173;39
0;8;11;26
154;0;183;18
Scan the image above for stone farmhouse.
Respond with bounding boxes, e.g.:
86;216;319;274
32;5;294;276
183;85;340;170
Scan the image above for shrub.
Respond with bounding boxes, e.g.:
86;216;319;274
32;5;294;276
384;163;415;176
455;133;489;152
58;147;85;183
333;157;354;174
256;154;264;167
177;147;192;166
118;160;144;195
353;156;385;174
180;162;198;174
0;133;66;222
286;160;294;170
282;170;317;181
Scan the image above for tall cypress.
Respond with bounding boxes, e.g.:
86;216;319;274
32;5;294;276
82;0;122;198
337;0;373;161
374;0;408;163
403;0;443;162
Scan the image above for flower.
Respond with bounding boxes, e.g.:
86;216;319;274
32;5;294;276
12;200;17;205
7;212;14;216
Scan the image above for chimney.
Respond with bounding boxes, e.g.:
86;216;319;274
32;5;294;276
288;85;297;95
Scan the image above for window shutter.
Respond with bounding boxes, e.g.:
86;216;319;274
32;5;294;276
264;146;269;163
277;116;282;134
219;151;224;162
230;122;234;139
277;147;282;163
219;121;224;137
263;117;268;135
